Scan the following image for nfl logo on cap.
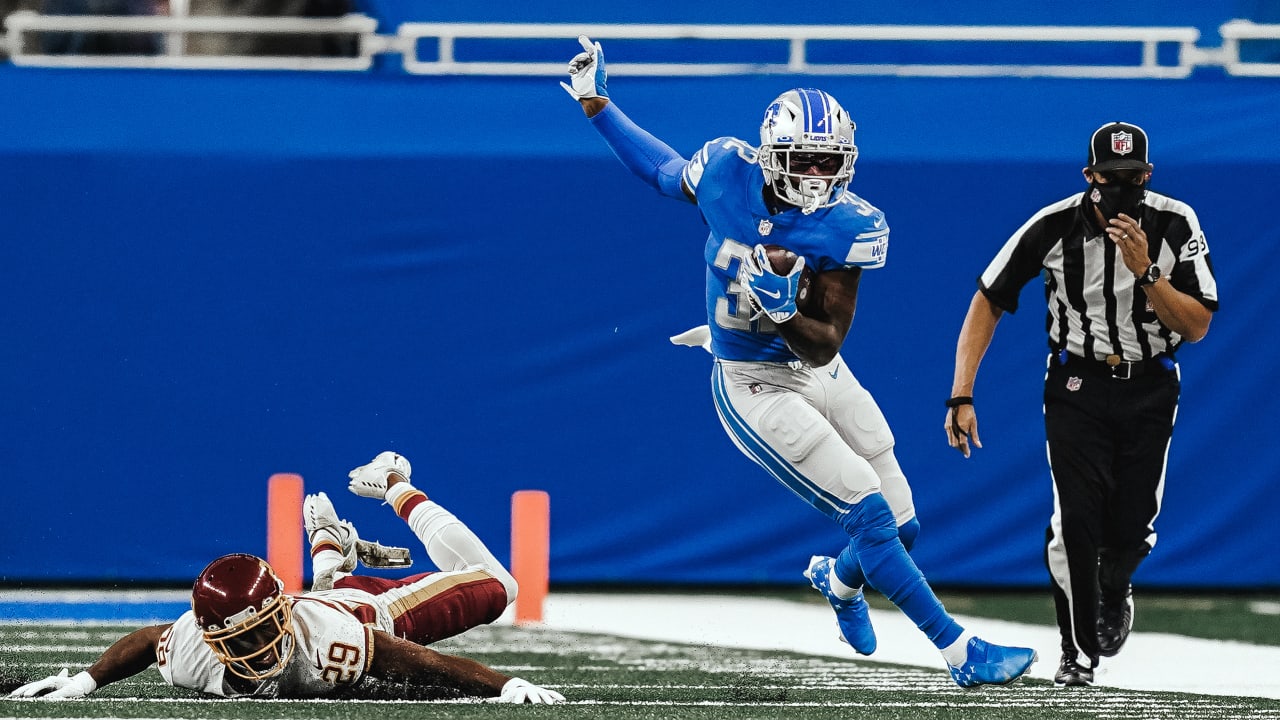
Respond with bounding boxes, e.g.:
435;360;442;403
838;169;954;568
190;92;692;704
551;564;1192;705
1111;132;1133;155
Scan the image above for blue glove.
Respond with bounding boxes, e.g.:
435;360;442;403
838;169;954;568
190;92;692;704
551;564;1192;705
560;35;609;100
739;244;806;324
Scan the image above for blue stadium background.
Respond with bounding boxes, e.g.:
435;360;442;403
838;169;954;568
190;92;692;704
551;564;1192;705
2;0;1277;588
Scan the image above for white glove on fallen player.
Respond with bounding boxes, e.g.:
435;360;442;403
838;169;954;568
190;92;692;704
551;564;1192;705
496;677;565;704
9;669;97;700
560;34;608;100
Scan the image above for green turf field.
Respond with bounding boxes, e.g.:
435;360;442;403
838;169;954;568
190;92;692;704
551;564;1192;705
3;591;1280;720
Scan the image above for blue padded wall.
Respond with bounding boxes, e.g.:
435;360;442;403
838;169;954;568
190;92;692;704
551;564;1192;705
1;62;1276;588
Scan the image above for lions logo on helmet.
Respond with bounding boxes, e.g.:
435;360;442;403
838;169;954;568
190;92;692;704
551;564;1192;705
192;553;296;682
759;88;858;214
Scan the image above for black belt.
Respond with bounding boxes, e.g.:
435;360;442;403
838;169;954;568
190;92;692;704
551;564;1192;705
1055;350;1174;381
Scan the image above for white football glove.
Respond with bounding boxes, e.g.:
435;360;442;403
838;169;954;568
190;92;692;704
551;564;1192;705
8;669;97;700
560;34;608;101
495;677;565;704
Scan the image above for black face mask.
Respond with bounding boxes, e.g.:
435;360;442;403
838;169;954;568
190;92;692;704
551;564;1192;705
1089;181;1147;221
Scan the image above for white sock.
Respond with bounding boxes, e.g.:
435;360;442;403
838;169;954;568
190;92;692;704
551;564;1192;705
385;482;518;602
311;551;342;592
311;549;343;577
384;481;419;512
941;631;975;667
309;525;348;587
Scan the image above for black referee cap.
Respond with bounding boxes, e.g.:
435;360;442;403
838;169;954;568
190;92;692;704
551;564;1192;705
1088;122;1153;172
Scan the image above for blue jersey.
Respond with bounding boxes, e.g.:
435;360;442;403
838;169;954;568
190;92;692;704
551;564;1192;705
682;137;889;362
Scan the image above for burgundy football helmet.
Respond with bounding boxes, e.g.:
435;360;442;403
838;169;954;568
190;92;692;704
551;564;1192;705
191;553;295;681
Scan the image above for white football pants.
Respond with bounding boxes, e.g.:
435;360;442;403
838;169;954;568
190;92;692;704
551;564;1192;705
711;354;915;526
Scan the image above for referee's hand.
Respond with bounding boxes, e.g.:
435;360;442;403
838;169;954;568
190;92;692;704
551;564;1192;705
945;405;982;458
1106;213;1151;276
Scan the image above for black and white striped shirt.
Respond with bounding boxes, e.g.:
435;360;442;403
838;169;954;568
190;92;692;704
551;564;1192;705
979;190;1218;361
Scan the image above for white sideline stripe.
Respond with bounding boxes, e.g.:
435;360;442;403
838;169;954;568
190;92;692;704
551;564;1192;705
534;592;1280;700
5;645;111;652
0;589;189;602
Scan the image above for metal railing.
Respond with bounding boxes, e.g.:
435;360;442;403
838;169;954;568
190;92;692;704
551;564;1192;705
1219;19;1280;76
3;15;1278;77
393;22;1203;79
4;10;378;70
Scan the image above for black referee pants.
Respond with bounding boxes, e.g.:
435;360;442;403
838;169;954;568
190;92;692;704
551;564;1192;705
1041;353;1180;665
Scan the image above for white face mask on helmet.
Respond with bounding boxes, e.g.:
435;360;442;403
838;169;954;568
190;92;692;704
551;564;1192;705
758;88;858;214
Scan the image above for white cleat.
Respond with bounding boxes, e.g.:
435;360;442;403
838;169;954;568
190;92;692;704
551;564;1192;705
303;491;358;574
348;451;412;500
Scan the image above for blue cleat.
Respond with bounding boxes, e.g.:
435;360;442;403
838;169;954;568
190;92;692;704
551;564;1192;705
804;555;876;655
948;637;1038;688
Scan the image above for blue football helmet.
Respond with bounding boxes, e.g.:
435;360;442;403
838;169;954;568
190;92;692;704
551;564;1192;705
758;88;858;214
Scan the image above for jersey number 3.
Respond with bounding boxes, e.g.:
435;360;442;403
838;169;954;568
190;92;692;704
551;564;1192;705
714;238;774;333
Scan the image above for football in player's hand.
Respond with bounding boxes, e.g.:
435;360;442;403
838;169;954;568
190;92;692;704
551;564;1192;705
762;244;817;314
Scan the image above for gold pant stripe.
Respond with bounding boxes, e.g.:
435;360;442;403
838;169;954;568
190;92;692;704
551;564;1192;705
386;568;492;620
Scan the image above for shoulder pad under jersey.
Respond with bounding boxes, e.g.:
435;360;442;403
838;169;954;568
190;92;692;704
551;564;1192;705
683;136;758;199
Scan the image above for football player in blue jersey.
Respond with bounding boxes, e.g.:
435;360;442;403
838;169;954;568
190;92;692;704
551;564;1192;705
562;36;1037;688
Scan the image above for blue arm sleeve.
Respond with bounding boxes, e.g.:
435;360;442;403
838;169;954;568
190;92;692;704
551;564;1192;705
588;102;692;202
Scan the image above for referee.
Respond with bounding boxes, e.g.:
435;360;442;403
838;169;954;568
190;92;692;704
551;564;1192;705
944;122;1218;686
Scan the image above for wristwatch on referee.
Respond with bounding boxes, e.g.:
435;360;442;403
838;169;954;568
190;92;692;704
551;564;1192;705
1136;263;1162;286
